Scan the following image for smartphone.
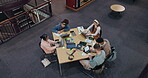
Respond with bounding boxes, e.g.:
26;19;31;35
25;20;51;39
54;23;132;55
89;37;94;40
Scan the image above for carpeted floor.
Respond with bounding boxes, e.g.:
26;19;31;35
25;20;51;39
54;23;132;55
0;0;148;78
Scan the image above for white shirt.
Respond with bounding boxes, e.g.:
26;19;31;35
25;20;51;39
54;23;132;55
86;23;101;36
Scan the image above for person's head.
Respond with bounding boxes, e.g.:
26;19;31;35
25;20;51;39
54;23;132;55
96;38;104;45
93;44;101;51
93;19;100;27
61;19;69;28
40;34;49;41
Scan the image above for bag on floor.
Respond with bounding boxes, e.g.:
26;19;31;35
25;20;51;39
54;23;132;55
41;58;51;67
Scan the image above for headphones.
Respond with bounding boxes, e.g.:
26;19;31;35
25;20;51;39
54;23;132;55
67;50;76;60
68;55;74;60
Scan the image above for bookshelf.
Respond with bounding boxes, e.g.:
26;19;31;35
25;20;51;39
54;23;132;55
66;0;95;11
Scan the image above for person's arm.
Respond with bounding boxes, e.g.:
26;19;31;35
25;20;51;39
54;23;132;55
45;46;57;53
48;39;56;45
63;25;70;31
86;24;93;32
91;27;101;36
40;41;57;54
52;24;60;33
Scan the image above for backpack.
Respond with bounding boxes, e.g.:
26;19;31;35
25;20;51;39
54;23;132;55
107;46;117;62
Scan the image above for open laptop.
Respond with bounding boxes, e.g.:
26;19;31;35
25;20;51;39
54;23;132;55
77;26;88;38
57;39;64;47
60;33;70;38
81;32;88;38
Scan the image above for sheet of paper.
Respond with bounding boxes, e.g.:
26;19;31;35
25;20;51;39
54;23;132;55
41;58;51;67
84;46;89;52
85;39;92;43
54;33;62;37
88;53;91;55
81;52;86;56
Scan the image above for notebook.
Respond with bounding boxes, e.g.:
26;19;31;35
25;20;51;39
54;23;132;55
66;43;76;49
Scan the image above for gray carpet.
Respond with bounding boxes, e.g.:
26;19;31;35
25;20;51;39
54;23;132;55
0;0;148;78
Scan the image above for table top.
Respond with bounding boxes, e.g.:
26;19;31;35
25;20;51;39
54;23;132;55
52;28;96;64
110;4;125;12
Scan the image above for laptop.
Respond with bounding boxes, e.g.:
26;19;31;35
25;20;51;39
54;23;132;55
81;32;88;38
76;41;87;50
57;39;64;47
60;33;70;38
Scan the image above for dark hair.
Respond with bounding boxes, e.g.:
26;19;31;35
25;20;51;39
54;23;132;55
96;38;104;43
40;34;47;41
93;44;101;50
61;19;69;25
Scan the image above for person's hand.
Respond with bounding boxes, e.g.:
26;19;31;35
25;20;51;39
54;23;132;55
54;41;58;44
60;30;64;33
88;54;92;59
57;31;61;34
86;33;91;36
55;44;60;48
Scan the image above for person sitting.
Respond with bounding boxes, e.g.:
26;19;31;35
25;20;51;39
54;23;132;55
86;19;101;40
40;34;59;54
79;44;106;70
52;19;70;34
96;38;111;56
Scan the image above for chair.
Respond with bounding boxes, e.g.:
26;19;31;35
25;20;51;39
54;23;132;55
80;60;107;78
81;47;116;78
106;46;117;62
39;42;57;63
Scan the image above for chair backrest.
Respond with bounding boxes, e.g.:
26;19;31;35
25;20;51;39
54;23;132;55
92;47;115;70
92;63;104;70
111;46;115;52
100;29;102;37
92;46;116;71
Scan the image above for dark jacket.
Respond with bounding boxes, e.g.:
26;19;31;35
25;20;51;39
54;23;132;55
52;24;70;33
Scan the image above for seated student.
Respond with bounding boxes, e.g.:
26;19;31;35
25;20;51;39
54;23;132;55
86;19;101;40
79;44;106;70
96;38;111;56
52;19;70;34
40;34;59;54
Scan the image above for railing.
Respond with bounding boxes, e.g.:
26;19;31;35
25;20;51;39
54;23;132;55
0;0;31;11
0;0;21;5
0;1;52;44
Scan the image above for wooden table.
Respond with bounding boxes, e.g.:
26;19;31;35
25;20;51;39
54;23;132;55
52;28;96;76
